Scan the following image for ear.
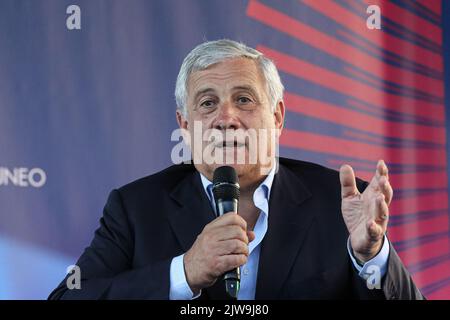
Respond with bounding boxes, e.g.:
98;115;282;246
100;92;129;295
176;109;189;130
176;109;191;148
274;100;285;132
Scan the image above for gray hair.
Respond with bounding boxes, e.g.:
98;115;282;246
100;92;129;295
175;39;284;116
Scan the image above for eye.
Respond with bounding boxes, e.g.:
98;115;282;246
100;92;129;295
200;100;216;108
237;96;252;104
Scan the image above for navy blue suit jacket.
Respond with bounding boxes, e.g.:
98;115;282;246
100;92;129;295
49;158;423;299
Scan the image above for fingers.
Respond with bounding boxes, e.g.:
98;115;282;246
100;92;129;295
344;160;391;261
215;254;248;274
215;225;249;243
366;220;385;240
375;193;389;224
216;239;250;256
185;209;257;291
376;159;389;178
369;160;393;205
366;194;388;241
340;164;359;198
206;212;247;231
247;230;255;243
379;175;393;205
206;212;257;243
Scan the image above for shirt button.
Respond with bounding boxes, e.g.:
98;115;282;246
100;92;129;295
243;268;249;275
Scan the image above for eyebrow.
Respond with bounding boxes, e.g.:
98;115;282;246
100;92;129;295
193;85;258;102
232;85;260;100
232;85;256;93
193;88;216;103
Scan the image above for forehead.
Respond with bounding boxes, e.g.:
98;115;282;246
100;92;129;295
187;58;265;95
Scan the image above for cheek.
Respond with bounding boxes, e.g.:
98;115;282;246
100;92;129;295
190;113;215;127
250;112;276;130
251;114;278;147
185;116;213;144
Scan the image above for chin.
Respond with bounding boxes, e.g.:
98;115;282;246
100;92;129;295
199;162;257;180
223;163;261;181
197;146;269;180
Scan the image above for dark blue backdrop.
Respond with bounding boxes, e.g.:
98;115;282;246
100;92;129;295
1;0;449;299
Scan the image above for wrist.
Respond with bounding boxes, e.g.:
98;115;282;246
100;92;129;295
183;252;201;295
353;238;384;264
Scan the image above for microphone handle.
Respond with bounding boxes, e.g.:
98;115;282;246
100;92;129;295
216;199;240;299
216;199;238;216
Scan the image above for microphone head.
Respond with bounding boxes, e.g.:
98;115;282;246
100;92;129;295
212;166;240;201
213;166;238;185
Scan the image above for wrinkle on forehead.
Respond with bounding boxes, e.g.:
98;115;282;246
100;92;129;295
187;58;267;103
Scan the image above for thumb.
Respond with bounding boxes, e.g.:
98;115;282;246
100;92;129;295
340;164;359;198
247;231;255;243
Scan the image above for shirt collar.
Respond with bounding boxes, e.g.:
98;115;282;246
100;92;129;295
199;163;277;213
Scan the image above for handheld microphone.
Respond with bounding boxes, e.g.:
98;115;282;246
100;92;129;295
212;166;241;299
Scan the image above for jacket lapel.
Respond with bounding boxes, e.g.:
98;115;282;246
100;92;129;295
168;168;215;253
255;163;315;299
167;166;232;299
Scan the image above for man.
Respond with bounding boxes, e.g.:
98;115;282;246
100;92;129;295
49;39;423;299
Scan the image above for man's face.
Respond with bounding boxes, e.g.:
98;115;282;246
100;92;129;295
177;57;284;186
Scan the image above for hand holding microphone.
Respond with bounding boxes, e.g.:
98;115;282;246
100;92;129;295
183;166;254;298
212;166;242;298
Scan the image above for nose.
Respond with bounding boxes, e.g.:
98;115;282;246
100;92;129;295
213;101;241;130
